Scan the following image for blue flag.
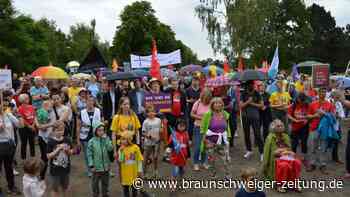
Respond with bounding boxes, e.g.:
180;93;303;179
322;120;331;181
291;64;300;81
170;127;181;154
268;46;279;79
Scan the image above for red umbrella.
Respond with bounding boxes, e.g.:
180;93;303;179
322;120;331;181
205;75;239;87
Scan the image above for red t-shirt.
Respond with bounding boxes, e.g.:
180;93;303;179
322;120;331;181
171;91;182;117
288;103;308;132
308;100;335;132
18;104;36;125
169;131;189;166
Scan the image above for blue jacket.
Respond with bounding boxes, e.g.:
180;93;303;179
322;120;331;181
317;113;339;141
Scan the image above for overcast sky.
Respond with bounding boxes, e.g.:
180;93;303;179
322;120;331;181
13;0;350;60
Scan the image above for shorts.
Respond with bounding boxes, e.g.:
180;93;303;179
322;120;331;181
172;166;185;177
48;174;70;191
144;144;160;158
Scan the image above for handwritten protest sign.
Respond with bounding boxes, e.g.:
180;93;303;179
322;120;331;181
312;64;330;88
144;92;171;113
0;69;12;90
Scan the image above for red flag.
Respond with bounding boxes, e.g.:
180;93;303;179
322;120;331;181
149;39;162;79
223;58;230;74
237;57;244;72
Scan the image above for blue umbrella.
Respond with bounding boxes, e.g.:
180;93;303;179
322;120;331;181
133;69;149;77
333;76;350;89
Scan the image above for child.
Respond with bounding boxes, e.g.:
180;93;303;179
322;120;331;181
235;167;266;197
142;105;162;178
168;119;190;184
47;122;74;197
35;100;54;180
331;90;345;164
87;122;113;197
118;131;143;197
23;158;46;197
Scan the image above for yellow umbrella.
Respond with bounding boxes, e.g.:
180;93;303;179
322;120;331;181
72;73;91;80
32;64;69;79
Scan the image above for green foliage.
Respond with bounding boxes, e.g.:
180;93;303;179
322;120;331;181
111;1;198;66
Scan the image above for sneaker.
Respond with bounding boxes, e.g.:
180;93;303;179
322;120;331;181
234;133;238;137
244;151;253;159
13;169;19;176
87;172;93;178
193;164;200;171
202;164;210;170
260;154;264;162
109;171;115;177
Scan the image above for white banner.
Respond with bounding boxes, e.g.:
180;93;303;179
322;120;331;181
0;69;12;90
130;49;181;68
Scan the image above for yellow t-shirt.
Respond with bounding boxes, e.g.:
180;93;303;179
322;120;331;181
67;87;81;109
269;92;291;106
110;114;141;135
295;81;304;92
120;144;143;185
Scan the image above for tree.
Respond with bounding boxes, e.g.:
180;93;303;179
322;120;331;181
111;1;198;66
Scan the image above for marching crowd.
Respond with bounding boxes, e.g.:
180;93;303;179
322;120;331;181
0;71;349;197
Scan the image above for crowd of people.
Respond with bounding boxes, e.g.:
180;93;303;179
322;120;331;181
0;70;349;197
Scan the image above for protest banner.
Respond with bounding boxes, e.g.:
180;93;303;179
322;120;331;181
312;64;330;88
0;69;12;90
130;49;181;69
144;92;172;113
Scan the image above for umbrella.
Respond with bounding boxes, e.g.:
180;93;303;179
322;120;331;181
240;69;267;81
32;65;69;79
161;68;177;78
203;65;224;76
106;72;139;81
72;73;91;80
297;61;326;67
66;61;80;68
332;76;350;89
179;64;203;74
133;69;150;77
205;75;239;87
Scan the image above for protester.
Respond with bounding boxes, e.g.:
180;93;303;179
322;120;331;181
30;77;49;110
35;100;54;180
111;97;141;150
142;104;162;178
191;88;211;171
330;90;345;164
49;90;70;136
257;82;272;141
287;93;309;160
47;122;74;197
18;93;36;161
240;81;264;160
186;76;201;140
129;79;146;124
168;119;190;187
118;131;143;197
235;167;266;197
165;78;187;129
67;78;82;113
76;88;88;113
201;97;231;178
23;158;46;197
340;97;350;179
86;75;100;98
87;122;113;197
306;87;335;174
269;78;291;128
0;101;21;195
76;96;102;177
262;119;302;193
102;81;120;138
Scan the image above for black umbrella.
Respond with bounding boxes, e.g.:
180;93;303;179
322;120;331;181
240;69;267;81
106;72;139;81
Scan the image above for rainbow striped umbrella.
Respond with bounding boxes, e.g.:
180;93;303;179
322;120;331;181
32;64;69;79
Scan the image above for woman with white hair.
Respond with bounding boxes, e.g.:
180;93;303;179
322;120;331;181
262;119;302;193
17;93;36;161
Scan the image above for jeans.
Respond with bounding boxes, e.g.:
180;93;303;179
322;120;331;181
0;155;15;190
242;116;263;153
19;127;35;160
291;126;309;155
81;140;90;174
38;137;48;180
92;171;109;197
307;131;328;167
192;126;207;165
229;110;237;147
